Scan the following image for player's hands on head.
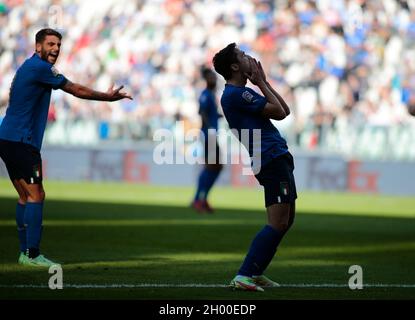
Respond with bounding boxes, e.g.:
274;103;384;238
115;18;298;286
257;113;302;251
106;84;133;101
244;57;265;86
258;61;267;82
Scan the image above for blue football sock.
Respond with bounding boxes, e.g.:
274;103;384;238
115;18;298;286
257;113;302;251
16;203;27;253
194;169;210;201
203;169;221;199
238;225;284;277
24;202;43;254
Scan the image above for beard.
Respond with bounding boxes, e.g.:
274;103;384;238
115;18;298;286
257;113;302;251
40;48;49;60
39;48;58;64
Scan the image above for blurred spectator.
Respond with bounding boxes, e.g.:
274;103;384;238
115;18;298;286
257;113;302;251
308;102;335;148
0;0;415;159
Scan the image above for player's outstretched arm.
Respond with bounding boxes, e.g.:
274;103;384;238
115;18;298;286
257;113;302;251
62;80;133;101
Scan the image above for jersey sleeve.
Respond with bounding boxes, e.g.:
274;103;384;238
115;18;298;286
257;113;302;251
234;88;267;114
36;63;68;90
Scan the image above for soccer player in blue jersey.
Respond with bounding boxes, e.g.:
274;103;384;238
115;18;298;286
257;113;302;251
0;28;132;267
191;67;223;213
213;43;296;291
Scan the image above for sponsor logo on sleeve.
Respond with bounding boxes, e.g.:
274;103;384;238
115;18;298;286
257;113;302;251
51;66;60;77
242;90;254;102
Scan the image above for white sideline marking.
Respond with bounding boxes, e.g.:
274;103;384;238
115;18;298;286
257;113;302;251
1;283;415;289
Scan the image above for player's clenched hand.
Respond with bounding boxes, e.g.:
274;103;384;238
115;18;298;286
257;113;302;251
106;84;133;101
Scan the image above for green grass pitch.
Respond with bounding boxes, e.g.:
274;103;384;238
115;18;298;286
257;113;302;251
0;178;414;299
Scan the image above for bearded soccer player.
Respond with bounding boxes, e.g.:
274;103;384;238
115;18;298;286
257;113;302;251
0;28;132;267
213;43;296;291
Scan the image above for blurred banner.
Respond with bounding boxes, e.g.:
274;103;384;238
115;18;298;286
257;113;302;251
1;145;414;196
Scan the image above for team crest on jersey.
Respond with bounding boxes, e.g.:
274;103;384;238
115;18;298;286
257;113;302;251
280;182;289;196
51;66;60;77
32;164;42;180
242;90;254;102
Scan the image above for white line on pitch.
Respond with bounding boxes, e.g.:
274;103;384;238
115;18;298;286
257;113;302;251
1;283;415;289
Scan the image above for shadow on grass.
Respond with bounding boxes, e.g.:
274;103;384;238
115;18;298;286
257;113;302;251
0;195;414;299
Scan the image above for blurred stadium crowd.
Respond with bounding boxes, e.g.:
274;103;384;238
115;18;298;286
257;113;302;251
0;0;415;160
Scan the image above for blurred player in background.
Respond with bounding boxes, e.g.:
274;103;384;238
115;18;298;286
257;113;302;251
191;67;223;213
0;28;132;267
213;43;296;291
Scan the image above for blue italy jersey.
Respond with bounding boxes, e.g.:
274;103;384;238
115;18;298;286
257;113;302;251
0;53;67;150
199;88;220;137
221;84;288;169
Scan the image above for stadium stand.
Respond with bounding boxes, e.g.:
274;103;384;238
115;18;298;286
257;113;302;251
1;0;415;160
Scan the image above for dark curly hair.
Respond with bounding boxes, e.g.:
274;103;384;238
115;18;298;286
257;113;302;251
35;28;62;44
212;43;238;80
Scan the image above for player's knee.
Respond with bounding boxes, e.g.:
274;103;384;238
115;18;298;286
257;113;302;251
27;190;45;202
269;218;289;233
275;221;289;233
267;204;291;232
18;196;27;205
17;191;28;204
